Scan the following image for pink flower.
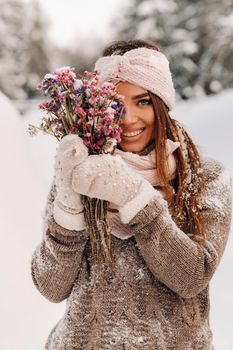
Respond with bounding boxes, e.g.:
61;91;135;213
35;67;124;154
75;106;86;118
53;66;76;87
86;120;94;127
101;82;116;96
38;101;49;110
103;128;112;136
101;82;115;90
96;139;103;146
83;139;91;147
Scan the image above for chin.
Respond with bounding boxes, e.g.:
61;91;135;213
118;142;147;153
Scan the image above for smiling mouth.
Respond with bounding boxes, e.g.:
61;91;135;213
122;128;145;137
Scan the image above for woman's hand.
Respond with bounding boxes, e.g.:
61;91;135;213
71;153;160;224
53;134;88;230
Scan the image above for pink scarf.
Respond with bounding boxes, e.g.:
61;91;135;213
113;139;180;187
108;139;180;239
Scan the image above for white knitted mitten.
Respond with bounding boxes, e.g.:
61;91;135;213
53;134;88;230
71;153;160;224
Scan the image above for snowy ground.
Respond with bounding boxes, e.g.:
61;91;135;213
0;90;232;350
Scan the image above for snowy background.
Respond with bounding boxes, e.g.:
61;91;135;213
1;0;233;349
0;90;232;350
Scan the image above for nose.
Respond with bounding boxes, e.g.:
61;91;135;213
121;104;138;126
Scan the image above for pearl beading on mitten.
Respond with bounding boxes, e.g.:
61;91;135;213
118;180;161;224
72;154;159;224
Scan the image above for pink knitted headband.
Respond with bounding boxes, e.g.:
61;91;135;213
94;47;175;111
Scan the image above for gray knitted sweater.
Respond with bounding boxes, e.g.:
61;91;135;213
31;156;232;350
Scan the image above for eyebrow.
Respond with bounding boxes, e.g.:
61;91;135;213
132;93;150;100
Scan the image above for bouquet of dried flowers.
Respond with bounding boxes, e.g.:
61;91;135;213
28;66;125;265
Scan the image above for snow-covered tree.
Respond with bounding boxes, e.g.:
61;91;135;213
113;0;233;99
172;0;233;97
192;0;233;94
0;0;51;99
115;0;177;46
23;0;51;98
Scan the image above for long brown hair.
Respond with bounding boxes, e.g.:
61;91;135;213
103;39;207;245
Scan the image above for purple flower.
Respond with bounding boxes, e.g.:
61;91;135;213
34;67;124;153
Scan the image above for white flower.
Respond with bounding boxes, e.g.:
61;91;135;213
85;88;91;97
108;138;117;146
103;138;117;153
104;144;114;153
74;79;83;90
44;73;56;80
106;106;116;114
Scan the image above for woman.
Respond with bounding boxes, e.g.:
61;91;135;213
31;40;232;350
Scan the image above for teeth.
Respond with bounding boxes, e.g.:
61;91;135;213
123;129;144;137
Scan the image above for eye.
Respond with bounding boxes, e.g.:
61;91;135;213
137;98;152;106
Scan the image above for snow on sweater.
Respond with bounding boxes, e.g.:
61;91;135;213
31;156;232;350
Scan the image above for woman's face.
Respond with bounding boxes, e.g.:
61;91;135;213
116;81;155;153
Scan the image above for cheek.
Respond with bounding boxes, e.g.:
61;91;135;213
145;125;155;142
144;112;155;133
144;114;155;142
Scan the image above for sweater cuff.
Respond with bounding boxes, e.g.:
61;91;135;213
118;180;161;224
53;197;87;231
126;194;171;242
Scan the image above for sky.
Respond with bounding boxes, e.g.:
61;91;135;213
24;0;126;49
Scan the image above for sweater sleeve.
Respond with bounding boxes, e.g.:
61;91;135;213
30;179;89;303
128;158;232;299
